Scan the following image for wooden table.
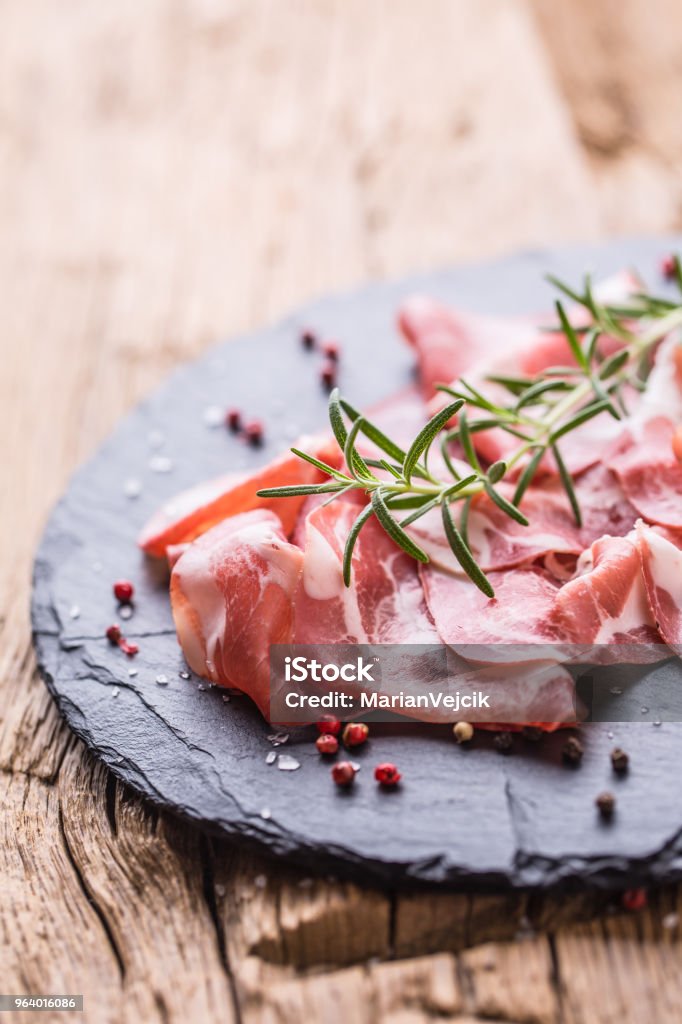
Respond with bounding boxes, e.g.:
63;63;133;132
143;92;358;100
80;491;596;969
3;2;682;1020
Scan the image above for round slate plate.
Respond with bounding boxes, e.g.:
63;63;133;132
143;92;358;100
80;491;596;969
32;237;682;891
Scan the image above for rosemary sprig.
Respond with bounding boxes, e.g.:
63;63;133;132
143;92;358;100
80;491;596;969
258;266;682;595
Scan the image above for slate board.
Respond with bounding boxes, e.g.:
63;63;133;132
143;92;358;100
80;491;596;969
32;236;682;891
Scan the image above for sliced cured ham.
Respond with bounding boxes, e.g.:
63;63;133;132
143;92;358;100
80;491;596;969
295;501;439;645
409;485;583;575
637;523;682;653
420;562;560;654
607;417;682;529
603;333;682;528
546;535;662;661
573;463;639;546
398;298;533;398
170;509;304;719
139;435;341;557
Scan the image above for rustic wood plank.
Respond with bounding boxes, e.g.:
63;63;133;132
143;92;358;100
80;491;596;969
0;770;124;1022
528;0;682;235
215;844;391;969
460;936;560;1023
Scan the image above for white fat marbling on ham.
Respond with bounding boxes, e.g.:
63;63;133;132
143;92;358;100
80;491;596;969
628;332;682;430
295;501;439;645
607;417;682;528
170;509;303;718
605;334;682;527
546;534;662;659
422;529;665;665
637;522;682;653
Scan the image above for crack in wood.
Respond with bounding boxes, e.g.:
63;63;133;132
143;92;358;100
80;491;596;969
57;799;126;981
199;834;244;1024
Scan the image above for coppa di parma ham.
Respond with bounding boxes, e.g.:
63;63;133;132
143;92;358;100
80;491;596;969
141;265;682;728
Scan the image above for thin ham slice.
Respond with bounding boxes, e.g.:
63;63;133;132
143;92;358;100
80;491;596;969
398;298;533;398
400;271;639;399
546;535;662;661
607;417;682;529
170;509;304;719
421;530;664;665
139;435;340;557
409;485;583;575
604;332;682;528
573;463;639;545
420;563;560;651
637;522;682;654
295;501;439;645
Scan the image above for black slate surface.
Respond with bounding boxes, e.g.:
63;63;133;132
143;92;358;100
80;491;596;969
31;236;682;891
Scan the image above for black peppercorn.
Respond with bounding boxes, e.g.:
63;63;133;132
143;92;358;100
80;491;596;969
493;731;513;754
596;791;615;818
562;735;584;764
611;747;629;774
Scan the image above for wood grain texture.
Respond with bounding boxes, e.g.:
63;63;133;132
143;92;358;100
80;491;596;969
2;1;682;1021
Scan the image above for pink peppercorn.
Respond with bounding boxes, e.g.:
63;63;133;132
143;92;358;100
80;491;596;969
322;340;340;361
226;408;241;432
342;722;369;748
244;420;264;446
113;580;134;604
316;715;341;736
316;734;339;756
661;253;678;280
331;761;357;787
106;624;122;645
320;360;337;389
374;763;401;787
622;888;647;912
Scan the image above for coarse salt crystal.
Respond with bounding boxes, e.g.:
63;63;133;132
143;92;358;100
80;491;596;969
149;455;174;474
123;477;142;499
277;754;300;771
203;405;224;428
